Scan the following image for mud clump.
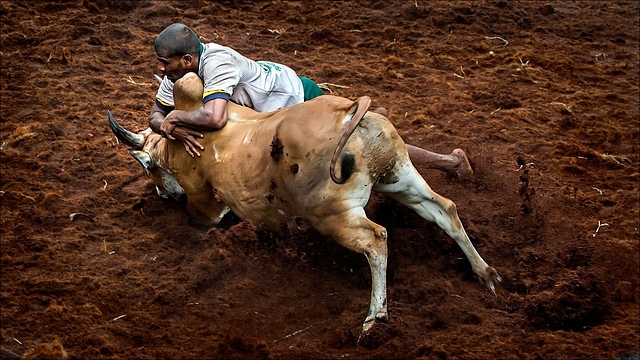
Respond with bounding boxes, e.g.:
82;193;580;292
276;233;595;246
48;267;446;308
525;271;611;332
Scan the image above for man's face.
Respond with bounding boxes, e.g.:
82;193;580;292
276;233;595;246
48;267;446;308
156;51;189;83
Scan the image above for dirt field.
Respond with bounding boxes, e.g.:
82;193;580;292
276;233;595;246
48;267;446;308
1;1;638;359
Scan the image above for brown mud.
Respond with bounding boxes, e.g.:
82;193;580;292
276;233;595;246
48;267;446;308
1;1;638;359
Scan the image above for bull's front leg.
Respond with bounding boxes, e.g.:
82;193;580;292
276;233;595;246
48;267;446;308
316;210;389;333
184;187;230;227
187;200;230;227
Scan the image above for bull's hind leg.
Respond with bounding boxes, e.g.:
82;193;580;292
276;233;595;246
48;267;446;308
376;163;501;293
316;208;389;333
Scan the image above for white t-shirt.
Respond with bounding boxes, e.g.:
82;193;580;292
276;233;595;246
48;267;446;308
156;43;304;112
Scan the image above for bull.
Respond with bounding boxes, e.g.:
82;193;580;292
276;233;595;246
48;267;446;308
108;72;500;332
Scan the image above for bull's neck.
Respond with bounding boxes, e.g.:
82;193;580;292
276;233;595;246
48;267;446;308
145;133;175;170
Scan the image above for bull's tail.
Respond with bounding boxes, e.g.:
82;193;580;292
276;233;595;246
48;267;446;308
330;96;371;184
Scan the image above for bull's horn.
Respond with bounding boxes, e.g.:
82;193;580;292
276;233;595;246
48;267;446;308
108;110;144;150
154;74;163;84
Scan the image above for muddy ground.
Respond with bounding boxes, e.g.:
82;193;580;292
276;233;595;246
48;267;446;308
1;1;639;359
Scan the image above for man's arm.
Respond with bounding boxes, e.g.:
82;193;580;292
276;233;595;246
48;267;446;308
148;102;167;134
157;98;229;158
160;98;228;135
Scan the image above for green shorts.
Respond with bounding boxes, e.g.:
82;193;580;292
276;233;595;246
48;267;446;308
299;76;325;101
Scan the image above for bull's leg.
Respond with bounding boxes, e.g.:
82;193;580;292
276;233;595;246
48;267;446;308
186;197;230;227
375;163;501;293
316;209;389;333
183;185;230;227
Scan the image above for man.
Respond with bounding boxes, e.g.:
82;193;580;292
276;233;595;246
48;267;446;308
149;23;473;177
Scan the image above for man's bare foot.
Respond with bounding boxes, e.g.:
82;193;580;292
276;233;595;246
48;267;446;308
449;148;474;178
372;107;389;117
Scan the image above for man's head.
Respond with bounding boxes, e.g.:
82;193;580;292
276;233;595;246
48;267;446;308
154;23;200;82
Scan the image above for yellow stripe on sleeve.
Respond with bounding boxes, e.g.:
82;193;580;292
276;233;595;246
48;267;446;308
203;89;231;98
156;97;172;107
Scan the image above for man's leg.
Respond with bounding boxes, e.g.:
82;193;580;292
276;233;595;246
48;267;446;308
405;145;473;178
371;107;473;178
299;76;325;101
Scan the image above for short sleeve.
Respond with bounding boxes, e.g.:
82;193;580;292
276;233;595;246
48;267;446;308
201;54;240;103
155;76;175;112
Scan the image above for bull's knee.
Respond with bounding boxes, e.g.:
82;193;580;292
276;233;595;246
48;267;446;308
375;227;388;241
437;195;456;215
364;224;388;254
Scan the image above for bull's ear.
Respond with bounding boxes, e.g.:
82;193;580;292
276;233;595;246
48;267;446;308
130;150;154;170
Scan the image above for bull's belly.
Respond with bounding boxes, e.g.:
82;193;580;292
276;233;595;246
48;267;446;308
228;195;306;230
219;173;374;232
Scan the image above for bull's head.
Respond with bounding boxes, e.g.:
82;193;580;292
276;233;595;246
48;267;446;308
108;111;186;201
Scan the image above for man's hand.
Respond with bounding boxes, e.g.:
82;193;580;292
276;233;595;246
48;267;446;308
169;125;205;158
159;110;180;140
155;100;229;157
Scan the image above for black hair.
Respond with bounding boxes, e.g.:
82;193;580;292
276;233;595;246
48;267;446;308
154;23;200;57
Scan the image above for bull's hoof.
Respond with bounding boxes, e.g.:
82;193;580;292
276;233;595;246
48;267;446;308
358;318;393;349
362;312;388;333
362;318;377;334
449;148;474;178
481;266;502;295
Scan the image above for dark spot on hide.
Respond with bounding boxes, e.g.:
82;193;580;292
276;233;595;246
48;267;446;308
377;158;398;184
266;180;277;204
270;136;284;163
291;164;299;174
294;217;310;230
378;172;399;185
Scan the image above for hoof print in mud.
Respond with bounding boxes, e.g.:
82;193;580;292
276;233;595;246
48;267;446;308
525;272;612;332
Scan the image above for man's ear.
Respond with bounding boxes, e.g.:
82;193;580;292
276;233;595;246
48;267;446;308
182;53;194;67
